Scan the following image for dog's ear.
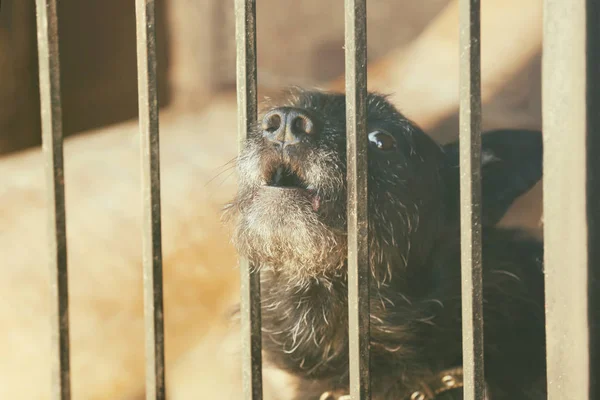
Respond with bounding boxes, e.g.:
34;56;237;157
442;129;543;226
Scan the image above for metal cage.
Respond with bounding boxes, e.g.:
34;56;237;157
33;0;599;399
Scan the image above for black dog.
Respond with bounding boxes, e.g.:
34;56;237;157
225;89;546;399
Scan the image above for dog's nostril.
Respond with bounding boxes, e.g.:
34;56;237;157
262;112;282;133
291;115;313;136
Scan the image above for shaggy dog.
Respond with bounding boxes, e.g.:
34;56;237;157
225;89;546;399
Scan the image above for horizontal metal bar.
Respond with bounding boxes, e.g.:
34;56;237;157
458;0;485;398
234;1;263;399
344;0;370;399
542;0;590;398
34;1;71;399
135;0;166;398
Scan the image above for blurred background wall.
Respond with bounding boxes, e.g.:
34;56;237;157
0;0;490;155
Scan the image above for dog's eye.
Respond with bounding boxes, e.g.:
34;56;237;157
368;130;396;151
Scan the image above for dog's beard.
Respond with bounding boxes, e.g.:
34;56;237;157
228;187;347;282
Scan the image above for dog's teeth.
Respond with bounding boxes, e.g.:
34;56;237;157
274;166;284;184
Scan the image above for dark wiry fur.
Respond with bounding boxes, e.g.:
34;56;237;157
224;89;547;399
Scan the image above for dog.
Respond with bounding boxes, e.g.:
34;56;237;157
225;89;546;399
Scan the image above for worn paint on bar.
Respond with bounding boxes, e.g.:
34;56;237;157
344;0;371;399
543;0;590;398
135;0;166;398
458;0;485;398
35;1;71;399
234;1;263;399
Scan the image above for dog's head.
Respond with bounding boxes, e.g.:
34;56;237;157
225;89;543;284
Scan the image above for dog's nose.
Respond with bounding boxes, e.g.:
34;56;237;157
261;107;315;147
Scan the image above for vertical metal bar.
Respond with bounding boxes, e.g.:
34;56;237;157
234;1;262;399
586;1;600;397
458;0;485;398
344;0;370;399
542;0;590;397
135;1;166;398
35;1;71;399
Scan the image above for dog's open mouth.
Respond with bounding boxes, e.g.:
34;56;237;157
264;164;321;210
267;165;308;189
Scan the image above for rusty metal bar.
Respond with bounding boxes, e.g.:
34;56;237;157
234;1;262;399
1;1;11;30
135;0;166;398
35;1;71;399
458;0;485;398
344;0;370;398
542;0;591;398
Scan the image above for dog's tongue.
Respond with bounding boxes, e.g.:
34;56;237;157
311;193;321;211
